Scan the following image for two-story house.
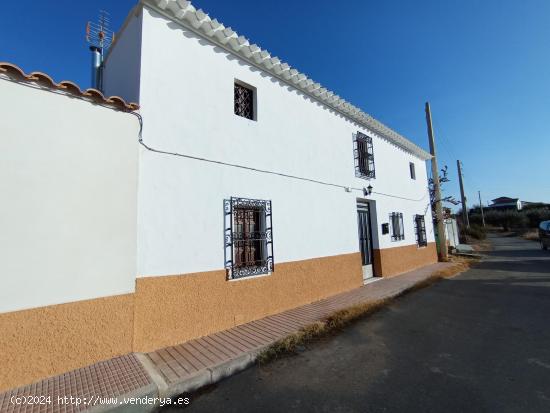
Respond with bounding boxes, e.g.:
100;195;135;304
0;0;439;392
103;0;437;353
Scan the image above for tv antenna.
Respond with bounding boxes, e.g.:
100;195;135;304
85;10;115;91
86;10;115;50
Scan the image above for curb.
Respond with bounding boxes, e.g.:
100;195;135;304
127;349;268;412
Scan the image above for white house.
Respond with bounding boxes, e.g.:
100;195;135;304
0;0;437;392
103;0;437;354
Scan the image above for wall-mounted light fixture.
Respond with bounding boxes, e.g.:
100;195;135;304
363;185;373;196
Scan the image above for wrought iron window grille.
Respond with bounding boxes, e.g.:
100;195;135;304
224;197;274;280
234;82;255;120
390;212;405;241
414;214;428;247
354;132;376;179
410;162;416;180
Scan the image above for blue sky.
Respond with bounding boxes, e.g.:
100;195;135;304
1;0;549;207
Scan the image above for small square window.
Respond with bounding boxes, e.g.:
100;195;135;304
234;82;255;120
390;212;404;241
410;162;416;180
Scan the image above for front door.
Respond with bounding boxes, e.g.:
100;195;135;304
357;203;374;281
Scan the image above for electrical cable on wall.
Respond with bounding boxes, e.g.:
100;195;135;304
130;112;428;203
2;69;429;205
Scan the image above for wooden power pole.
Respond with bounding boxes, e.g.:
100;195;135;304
457;160;470;228
478;190;486;227
425;102;448;261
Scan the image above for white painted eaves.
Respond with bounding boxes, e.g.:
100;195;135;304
141;0;432;160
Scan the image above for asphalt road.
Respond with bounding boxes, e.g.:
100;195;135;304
164;235;550;413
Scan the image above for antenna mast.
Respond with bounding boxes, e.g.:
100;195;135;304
86;10;115;92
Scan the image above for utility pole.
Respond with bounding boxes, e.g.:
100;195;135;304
425;102;448;261
457;160;470;228
478;190;486;227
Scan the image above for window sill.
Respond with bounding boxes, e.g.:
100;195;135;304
234;114;257;122
228;271;272;282
355;174;376;180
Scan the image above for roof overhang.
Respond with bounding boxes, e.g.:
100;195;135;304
140;0;432;161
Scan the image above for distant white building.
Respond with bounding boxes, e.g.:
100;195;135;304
487;197;523;211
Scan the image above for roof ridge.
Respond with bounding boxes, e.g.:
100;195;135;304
141;0;431;160
0;62;139;112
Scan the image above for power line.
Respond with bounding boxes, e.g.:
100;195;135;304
434;121;485;196
130;112;428;203
0;74;430;205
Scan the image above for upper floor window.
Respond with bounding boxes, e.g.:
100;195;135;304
409;162;416;180
414;214;427;247
224;197;273;279
234;81;255;120
390;212;404;241
354;132;375;179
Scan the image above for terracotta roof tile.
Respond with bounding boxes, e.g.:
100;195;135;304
0;62;139;112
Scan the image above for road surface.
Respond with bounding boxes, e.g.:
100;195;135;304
164;235;550;412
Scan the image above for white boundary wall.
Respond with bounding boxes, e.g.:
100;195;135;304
0;79;139;313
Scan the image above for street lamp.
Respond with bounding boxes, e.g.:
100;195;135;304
363;185;373;196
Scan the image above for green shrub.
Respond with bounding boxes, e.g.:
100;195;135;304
502;210;528;230
525;208;550;228
461;224;486;240
469;213;483;226
479;209;526;230
467;206;549;230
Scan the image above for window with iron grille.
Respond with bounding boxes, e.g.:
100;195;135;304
390;212;404;241
224;197;273;279
414;214;427;247
410;162;416;180
234;82;255;120
354;132;375;179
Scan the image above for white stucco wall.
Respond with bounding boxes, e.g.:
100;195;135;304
103;6;142;104
0;79;139;313
131;7;434;277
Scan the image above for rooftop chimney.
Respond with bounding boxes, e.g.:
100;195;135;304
86;11;114;92
89;46;103;90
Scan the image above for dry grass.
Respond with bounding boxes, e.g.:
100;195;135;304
397;258;474;296
257;300;389;364
521;229;539;241
257;321;328;364
471;239;492;252
258;258;477;364
325;299;391;331
436;256;475;276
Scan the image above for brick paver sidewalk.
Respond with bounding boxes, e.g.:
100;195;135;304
0;262;453;413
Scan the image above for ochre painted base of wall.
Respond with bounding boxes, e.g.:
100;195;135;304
1;246;437;391
0;294;134;392
133;252;363;352
373;242;438;277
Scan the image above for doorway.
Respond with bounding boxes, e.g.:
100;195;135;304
357;202;375;282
